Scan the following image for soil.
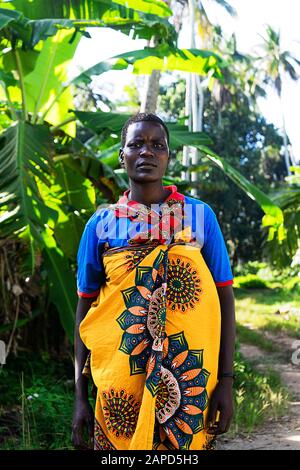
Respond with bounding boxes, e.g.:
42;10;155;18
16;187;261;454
218;331;300;450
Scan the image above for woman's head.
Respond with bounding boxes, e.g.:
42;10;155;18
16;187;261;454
119;113;170;184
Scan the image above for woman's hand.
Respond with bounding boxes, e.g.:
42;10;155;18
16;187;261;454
72;398;94;449
206;379;234;435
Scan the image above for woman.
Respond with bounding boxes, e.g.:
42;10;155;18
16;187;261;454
72;113;236;450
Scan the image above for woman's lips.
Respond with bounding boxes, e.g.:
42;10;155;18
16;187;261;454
136;163;157;169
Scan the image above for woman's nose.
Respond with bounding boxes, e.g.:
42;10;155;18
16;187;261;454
139;145;154;157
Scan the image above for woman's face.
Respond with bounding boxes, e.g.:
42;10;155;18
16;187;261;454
119;121;169;183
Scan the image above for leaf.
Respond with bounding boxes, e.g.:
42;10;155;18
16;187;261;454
6;0;171;18
0;121;58;271
71;46;224;86
2;49;40;77
74;110;131;133
74;110;213;151
38;161;95;260
0;7;22;30
40;226;76;343
23;28;80;134
0;1;175;46
103;0;171;17
53;140;128;201
196;145;286;242
167;123;213;150
0;306;41;333
0;70;18;89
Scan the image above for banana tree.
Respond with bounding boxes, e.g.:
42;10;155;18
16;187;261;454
69;44;285;248
73;109;285;243
255;25;300;176
0;1;287;345
0;0;225;343
265;167;300;266
0;0;175;342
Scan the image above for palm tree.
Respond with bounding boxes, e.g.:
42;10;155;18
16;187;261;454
183;0;236;196
256;25;300;175
140;0;236;195
140;0;184;113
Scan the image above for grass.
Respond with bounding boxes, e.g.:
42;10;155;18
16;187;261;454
0;346;291;448
229;280;299;435
236;324;278;352
0;354;75;450
234;287;300;339
0;273;298;448
231;348;290;435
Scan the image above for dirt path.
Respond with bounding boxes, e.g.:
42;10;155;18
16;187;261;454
218;332;300;450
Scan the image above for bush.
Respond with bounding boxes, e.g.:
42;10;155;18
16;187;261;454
282;276;300;292
234;261;268;277
232;347;289;433
234;274;269;289
0;354;74;450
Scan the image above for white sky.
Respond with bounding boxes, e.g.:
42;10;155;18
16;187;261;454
71;0;300;161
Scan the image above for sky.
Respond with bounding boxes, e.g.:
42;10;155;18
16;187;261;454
71;0;300;162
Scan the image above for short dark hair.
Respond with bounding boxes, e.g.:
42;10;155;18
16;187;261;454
121;112;169;148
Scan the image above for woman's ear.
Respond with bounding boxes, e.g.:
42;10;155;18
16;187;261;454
166;149;170;165
119;148;124;167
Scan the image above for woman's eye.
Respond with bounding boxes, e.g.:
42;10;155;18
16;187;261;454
129;142;141;148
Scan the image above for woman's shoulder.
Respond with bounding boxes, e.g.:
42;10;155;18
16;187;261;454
85;206;114;229
183;194;217;218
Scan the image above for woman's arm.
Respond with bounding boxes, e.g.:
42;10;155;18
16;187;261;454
207;285;236;435
217;284;236;376
72;295;98;449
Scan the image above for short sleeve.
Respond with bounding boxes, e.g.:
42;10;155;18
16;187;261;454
76;215;106;298
201;204;233;286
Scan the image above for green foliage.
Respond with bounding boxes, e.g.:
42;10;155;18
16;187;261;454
234;287;300;338
266;167;300;267
0;349;289;448
0;0;294;346
257;25;300;97
71;45;224;90
156;75;288;264
0;0;175;47
0;354;75;450
0;121;56;254
234;274;269;289
234;261;268;276
0;121;77;341
233;348;289;433
198;144;286;244
236;324;277;352
283;276;300;292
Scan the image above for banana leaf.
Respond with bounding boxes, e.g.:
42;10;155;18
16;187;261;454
4;0;172;18
0;121;58;270
40;226;77;343
73;110;285;241
71;45;225;87
74;110;213;150
196;145;286;242
0;1;174;47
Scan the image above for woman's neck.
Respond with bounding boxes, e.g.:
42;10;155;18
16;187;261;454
128;181;170;206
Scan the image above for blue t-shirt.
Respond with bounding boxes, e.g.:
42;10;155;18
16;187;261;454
76;195;234;297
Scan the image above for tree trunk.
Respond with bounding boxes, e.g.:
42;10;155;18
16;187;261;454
140;37;161;114
140;69;161;113
279;94;292;176
182;73;192;182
